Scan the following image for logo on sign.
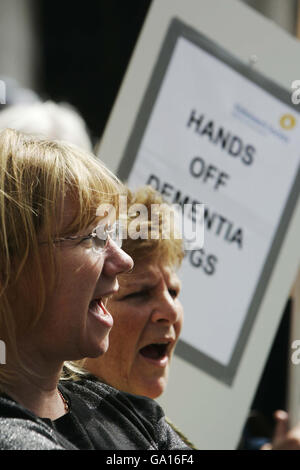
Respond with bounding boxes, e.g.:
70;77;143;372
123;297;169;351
279;114;296;130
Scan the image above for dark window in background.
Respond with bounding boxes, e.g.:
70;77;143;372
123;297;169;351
37;0;152;144
251;300;291;422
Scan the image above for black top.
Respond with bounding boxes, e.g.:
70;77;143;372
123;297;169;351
0;376;190;450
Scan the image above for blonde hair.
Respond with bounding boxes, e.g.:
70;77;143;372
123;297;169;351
0;128;124;387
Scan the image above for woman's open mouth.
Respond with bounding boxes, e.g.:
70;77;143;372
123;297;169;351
88;298;113;328
139;342;171;367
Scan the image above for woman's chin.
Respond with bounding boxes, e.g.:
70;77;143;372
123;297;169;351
131;377;167;400
83;335;110;359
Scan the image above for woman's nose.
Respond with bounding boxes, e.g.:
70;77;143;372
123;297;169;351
103;239;134;277
150;291;180;325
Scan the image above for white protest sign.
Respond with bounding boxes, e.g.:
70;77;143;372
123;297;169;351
98;0;300;449
120;20;299;384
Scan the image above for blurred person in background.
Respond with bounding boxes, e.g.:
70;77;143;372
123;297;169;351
0;76;40;111
0;99;92;151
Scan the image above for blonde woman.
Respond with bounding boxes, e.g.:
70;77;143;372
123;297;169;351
0;129;189;450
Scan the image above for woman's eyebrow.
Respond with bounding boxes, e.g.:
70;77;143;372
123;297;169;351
122;275;159;290
123;281;156;291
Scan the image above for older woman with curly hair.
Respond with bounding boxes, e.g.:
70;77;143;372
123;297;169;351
84;186;184;400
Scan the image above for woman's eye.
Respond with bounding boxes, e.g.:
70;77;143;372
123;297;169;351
168;288;179;299
123;290;149;300
79;236;93;246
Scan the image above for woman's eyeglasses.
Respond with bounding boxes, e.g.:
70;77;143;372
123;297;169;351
40;221;123;254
